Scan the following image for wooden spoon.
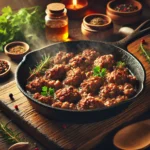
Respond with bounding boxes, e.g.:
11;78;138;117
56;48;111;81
8;142;30;150
113;120;150;150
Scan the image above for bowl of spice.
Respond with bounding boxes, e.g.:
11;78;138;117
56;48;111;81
4;41;30;60
81;13;113;40
106;0;142;25
0;59;11;77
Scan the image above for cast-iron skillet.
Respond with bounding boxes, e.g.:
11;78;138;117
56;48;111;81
16;20;150;122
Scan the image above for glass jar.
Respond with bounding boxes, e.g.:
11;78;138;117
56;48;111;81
45;3;69;42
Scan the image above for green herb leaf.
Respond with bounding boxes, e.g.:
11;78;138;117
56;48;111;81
0;121;25;144
116;61;126;68
0;6;45;51
93;66;107;77
140;43;150;64
49;88;55;96
42;86;48;92
41;86;55;97
41;91;47;96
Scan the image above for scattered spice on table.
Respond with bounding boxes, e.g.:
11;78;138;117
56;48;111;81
114;4;138;12
62;124;67;129
89;17;108;25
9;93;14;100
0;60;9;74
14;105;19;111
8;45;26;54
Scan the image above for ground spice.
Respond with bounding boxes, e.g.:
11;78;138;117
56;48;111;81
114;4;138;12
8;45;26;54
89;17;107;25
0;60;9;74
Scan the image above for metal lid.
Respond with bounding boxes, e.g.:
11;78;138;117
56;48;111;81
47;3;65;13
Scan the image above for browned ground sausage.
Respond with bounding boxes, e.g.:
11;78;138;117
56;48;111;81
44;80;63;90
82;49;99;61
107;68;129;85
56;86;81;103
33;92;54;105
52;101;76;109
77;95;104;110
119;83;135;97
69;55;92;70
100;83;121;98
104;95;128;107
94;54;115;70
64;67;86;87
27;49;137;110
53;51;74;64
26;77;45;93
80;76;104;94
45;64;66;80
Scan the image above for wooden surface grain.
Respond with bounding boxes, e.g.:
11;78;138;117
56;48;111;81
0;1;150;150
0;35;150;150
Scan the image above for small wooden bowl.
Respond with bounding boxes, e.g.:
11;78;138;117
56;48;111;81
81;13;113;40
106;0;142;25
0;59;11;78
4;41;30;60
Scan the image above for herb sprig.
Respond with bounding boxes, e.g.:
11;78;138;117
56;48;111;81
28;54;50;80
0;6;45;51
93;66;107;77
41;86;55;97
116;61;126;68
139;40;150;64
0;121;25;144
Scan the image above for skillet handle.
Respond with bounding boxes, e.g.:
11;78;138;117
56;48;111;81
112;19;150;50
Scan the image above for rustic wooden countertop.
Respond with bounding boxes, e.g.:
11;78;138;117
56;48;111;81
0;1;150;150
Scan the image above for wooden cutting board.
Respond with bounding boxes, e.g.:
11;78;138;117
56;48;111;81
0;35;150;150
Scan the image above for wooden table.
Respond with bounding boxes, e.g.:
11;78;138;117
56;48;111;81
0;1;150;150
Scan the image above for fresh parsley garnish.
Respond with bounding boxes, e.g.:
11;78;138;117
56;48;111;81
0;6;45;51
41;86;55;97
93;66;107;77
116;61;126;68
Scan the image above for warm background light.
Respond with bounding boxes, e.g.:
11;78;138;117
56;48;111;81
73;0;77;7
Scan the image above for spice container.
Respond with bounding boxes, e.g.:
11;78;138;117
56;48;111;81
0;59;11;77
81;14;113;40
4;41;30;60
45;3;69;42
106;0;142;25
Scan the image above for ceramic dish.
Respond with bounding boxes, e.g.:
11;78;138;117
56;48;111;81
0;59;11;77
106;0;142;25
81;13;113;40
4;41;30;60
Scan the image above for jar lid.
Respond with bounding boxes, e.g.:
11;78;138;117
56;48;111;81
47;3;65;13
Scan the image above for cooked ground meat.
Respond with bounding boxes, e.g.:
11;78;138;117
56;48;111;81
80;76;104;94
33;92;54;105
77;95;104;110
44;80;63;90
26;77;45;93
53;51;74;64
52;101;76;109
107;68;129;85
26;77;63;93
27;49;137;110
94;54;115;70
119;83;135;97
104;95;128;107
128;74;137;84
69;55;92;70
100;83;121;98
64;67;86;87
82;49;99;61
56;86;81;103
45;64;66;80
